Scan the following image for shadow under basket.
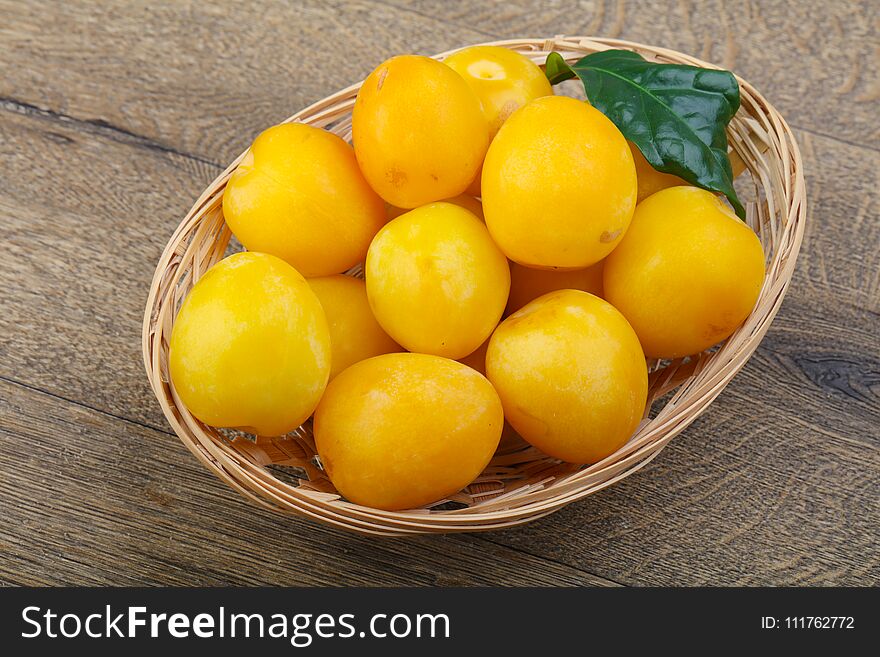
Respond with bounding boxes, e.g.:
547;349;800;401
142;36;806;536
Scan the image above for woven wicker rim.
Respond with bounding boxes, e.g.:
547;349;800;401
142;36;806;536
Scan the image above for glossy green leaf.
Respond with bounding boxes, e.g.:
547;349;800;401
546;49;744;218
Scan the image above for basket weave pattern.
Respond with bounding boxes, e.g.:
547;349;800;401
142;37;806;536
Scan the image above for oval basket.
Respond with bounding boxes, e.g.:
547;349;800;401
143;36;806;536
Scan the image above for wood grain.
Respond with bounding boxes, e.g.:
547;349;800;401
0;0;489;165
0;108;216;431
0;0;877;585
1;0;876;171
388;0;880;148
0;379;617;586
491;309;880;585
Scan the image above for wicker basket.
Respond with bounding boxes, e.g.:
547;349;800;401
142;37;806;536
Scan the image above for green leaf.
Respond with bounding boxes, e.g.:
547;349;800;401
544;52;576;85
545;49;745;218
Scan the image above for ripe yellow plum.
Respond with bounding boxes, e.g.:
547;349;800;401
506;261;604;314
353;55;489;208
487;290;647;464
445;45;553;196
385;194;483;222
366;202;510;358
629;141;687;203
458;338;490;375
307;275;399;380
222;123;385;276
482;96;637;269
169;252;331;436
604;186;765;359
314;353;503;510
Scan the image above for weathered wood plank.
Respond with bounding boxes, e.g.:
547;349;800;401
388;0;880;148
1;0;878;586
792;130;880;315
0;0;875;170
0;379;616;586
489;302;880;585
2;105;875;435
0;107;217;431
0;0;489;165
1;104;877;585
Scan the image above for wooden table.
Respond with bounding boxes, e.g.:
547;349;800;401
1;0;877;586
